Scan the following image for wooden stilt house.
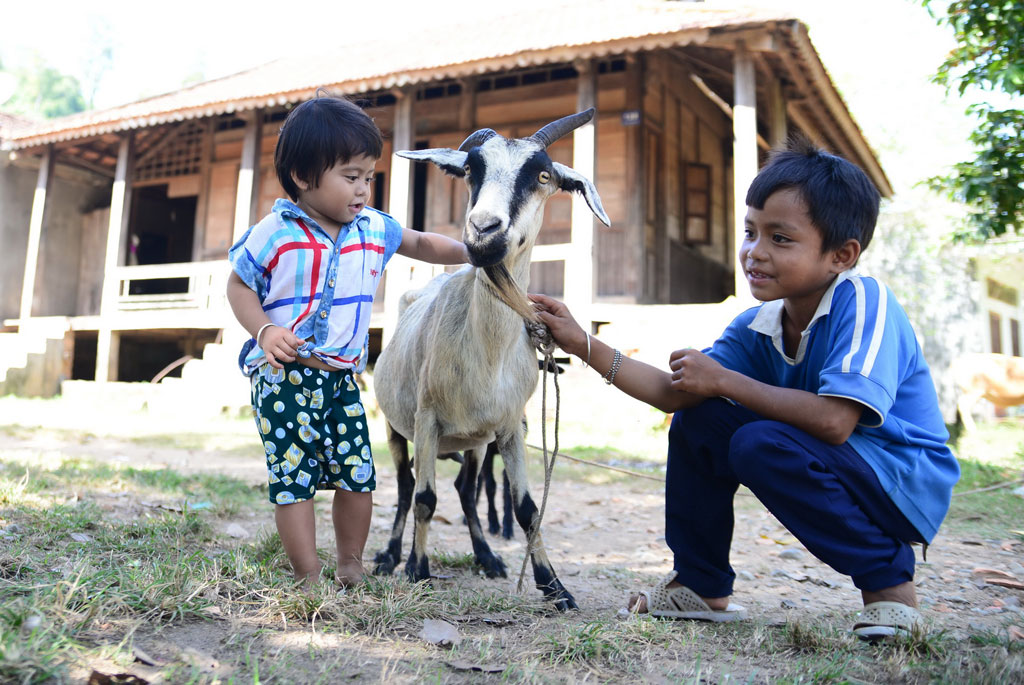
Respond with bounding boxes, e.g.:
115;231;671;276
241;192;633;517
0;2;891;406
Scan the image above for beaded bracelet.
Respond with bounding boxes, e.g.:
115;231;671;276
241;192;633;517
604;348;622;385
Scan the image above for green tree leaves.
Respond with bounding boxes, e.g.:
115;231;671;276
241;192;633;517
924;0;1024;240
0;54;86;120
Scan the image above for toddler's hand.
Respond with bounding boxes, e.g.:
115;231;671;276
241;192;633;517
260;325;302;369
668;348;723;397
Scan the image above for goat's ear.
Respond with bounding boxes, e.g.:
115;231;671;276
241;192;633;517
552;162;611;226
396;148;467;178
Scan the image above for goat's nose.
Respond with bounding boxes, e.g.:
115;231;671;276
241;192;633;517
468;210;507;236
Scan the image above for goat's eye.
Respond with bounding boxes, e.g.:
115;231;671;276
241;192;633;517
538;171;551;184
463;164;471;175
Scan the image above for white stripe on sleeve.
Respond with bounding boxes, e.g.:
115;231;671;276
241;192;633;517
861;278;887;376
841;277;866;373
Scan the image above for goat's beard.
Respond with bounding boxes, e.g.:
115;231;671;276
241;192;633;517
482;264;538;322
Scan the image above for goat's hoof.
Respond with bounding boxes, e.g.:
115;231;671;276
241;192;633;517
542;581;577;611
373;551;397;576
404;556;431;583
501;526;514;540
487;521;500;536
479;555;507;579
553;594;578;611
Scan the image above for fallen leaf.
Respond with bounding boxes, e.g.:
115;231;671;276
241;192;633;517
419;619;461;647
132;646;164;667
972;567;1016;580
87;671;149;685
200;606;222;615
985;579;1024;590
224;524;248;539
70;533;92;543
1009;626;1024;642
446;660;506;673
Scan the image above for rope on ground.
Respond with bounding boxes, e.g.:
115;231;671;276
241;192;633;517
524;444;666;483
952;476;1024;497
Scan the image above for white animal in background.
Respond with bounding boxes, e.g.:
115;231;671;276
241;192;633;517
952;352;1024;432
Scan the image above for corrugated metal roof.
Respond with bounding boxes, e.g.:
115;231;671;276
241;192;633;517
3;2;792;147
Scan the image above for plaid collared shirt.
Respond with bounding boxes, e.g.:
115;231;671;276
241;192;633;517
229;199;402;375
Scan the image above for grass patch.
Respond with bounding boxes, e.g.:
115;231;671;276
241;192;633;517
0;457;255;515
2;400;1023;684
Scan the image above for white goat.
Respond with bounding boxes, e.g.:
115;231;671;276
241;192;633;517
372;109;609;609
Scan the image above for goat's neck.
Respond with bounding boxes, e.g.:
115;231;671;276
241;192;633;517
468;244;535;352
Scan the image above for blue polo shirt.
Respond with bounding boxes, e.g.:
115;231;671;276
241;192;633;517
705;271;959;542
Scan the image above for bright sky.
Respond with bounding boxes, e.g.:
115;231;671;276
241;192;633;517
0;0;979;193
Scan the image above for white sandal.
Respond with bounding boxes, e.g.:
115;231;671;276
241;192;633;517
628;572;747;622
852;601;922;640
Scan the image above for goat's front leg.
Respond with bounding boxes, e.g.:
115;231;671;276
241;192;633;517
406;409;441;583
373;423;413;576
498;427;577;611
457;444;507;578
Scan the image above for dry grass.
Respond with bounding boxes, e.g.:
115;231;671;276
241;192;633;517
2;400;1023;683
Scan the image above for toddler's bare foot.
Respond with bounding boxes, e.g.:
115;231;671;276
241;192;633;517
336;560;366;588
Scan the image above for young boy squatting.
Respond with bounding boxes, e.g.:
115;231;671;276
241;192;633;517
531;139;959;638
227;96;468;587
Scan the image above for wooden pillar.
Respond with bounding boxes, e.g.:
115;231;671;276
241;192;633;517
382;91;415;347
233;111;262;242
768;75;787;148
624;55;644;302
732;41;757;304
96;133;134;383
457;77;477;132
19;146;54;321
566;59;597;330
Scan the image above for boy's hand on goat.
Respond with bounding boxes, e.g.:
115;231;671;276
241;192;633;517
668;348;725;397
528;293;587;357
260;325;302;369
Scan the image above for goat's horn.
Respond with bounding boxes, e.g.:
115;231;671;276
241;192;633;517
458;128;498;151
529;108;595;148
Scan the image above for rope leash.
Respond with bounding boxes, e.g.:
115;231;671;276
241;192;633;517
518;323;560;592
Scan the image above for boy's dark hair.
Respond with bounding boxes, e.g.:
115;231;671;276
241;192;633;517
745;136;880;253
275;92;384;201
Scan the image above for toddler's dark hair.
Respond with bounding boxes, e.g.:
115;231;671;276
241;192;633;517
745;136;880;252
275;91;383;201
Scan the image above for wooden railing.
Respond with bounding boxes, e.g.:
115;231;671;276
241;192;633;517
115;261;231;313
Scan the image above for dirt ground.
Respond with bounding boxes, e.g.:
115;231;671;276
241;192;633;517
3;386;1023;682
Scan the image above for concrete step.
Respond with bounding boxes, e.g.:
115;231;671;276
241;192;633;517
0;321;71;395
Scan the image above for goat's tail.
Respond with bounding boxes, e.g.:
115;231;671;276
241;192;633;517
483;264;538;322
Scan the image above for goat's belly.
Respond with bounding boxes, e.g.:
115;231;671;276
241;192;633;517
437;433;497;452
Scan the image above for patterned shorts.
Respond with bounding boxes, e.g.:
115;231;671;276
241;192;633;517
250;360;376;505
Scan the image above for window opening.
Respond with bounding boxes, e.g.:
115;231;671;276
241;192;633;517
682;163;712;244
134;121;204;181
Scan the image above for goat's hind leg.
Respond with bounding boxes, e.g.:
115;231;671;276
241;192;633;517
499;430;577;611
475;442;501;535
373;423;413;576
457;445;508;578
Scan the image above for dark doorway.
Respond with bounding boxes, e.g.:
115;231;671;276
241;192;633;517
128;184;197;294
411;140;429;231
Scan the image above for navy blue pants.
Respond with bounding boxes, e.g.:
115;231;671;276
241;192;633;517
666;398;922;598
